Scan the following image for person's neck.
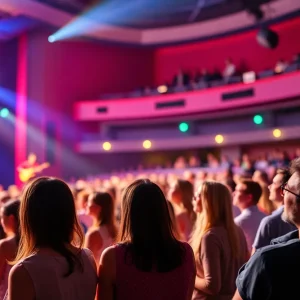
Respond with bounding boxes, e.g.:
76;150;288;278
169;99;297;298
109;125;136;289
92;218;100;228
5;231;15;238
274;200;283;209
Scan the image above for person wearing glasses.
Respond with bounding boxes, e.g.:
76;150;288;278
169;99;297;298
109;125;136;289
252;168;296;254
233;157;300;300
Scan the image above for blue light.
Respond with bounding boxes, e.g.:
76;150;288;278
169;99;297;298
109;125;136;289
0;108;9;118
48;35;55;43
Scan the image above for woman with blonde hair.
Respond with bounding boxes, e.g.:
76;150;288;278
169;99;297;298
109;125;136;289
169;179;196;241
85;192;117;265
191;181;248;300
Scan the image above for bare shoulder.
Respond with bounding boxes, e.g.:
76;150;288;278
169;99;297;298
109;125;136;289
0;236;12;248
98;246;116;283
86;228;100;237
100;246;116;265
0;236;16;256
82;248;97;273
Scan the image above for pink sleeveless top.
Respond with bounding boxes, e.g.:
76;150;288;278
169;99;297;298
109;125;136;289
115;242;195;300
4;248;97;300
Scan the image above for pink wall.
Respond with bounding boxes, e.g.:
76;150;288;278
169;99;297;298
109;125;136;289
155;17;300;85
75;71;300;121
25;30;155;178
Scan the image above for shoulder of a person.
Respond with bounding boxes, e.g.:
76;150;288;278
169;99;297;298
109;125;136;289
0;237;10;248
271;230;298;244
234;214;244;225
9;263;30;282
0;237;14;253
82;247;94;258
254;238;298;261
235;212;254;226
259;214;274;227
179;241;193;252
86;228;101;239
100;245;116;265
82;248;97;271
202;228;223;243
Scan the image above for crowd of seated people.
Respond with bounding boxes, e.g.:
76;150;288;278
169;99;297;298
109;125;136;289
1;149;300;298
101;53;300;100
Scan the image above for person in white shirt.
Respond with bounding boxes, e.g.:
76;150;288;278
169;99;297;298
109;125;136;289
223;58;236;79
233;179;266;252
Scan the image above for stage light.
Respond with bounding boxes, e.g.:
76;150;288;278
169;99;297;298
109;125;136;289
157;85;168;94
48;35;56;43
273;129;282;138
0;108;9;118
253;114;263;125
256;28;279;49
179;122;189;133
102;142;111;151
143;140;152;149
215;134;224;144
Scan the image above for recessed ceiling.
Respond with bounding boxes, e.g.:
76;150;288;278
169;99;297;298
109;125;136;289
33;0;273;29
0;0;299;44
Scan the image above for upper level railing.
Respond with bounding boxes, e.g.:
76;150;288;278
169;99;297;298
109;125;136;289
74;69;300;122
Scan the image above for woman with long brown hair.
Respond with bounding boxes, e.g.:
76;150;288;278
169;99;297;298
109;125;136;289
6;177;97;300
190;181;248;300
169;179;196;241
85;192;117;265
0;200;20;299
97;179;196;300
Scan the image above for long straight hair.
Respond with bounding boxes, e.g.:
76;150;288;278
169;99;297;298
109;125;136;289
190;181;241;260
175;179;196;223
117;179;185;272
89;192;117;239
14;177;84;276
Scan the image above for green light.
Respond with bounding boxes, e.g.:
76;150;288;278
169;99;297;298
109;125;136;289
179;122;189;132
0;108;9;118
253;114;263;125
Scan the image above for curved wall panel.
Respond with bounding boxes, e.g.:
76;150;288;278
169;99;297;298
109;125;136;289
155;17;300;84
74;72;300;121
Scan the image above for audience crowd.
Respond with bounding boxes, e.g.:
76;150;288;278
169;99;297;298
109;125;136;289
0;151;300;299
102;53;300;99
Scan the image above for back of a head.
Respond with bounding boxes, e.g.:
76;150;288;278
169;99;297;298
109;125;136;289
3;199;21;236
253;170;269;184
91;192;116;238
118;179;185;272
176;179;195;221
240;179;262;205
16;177;84;276
0;191;10;204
